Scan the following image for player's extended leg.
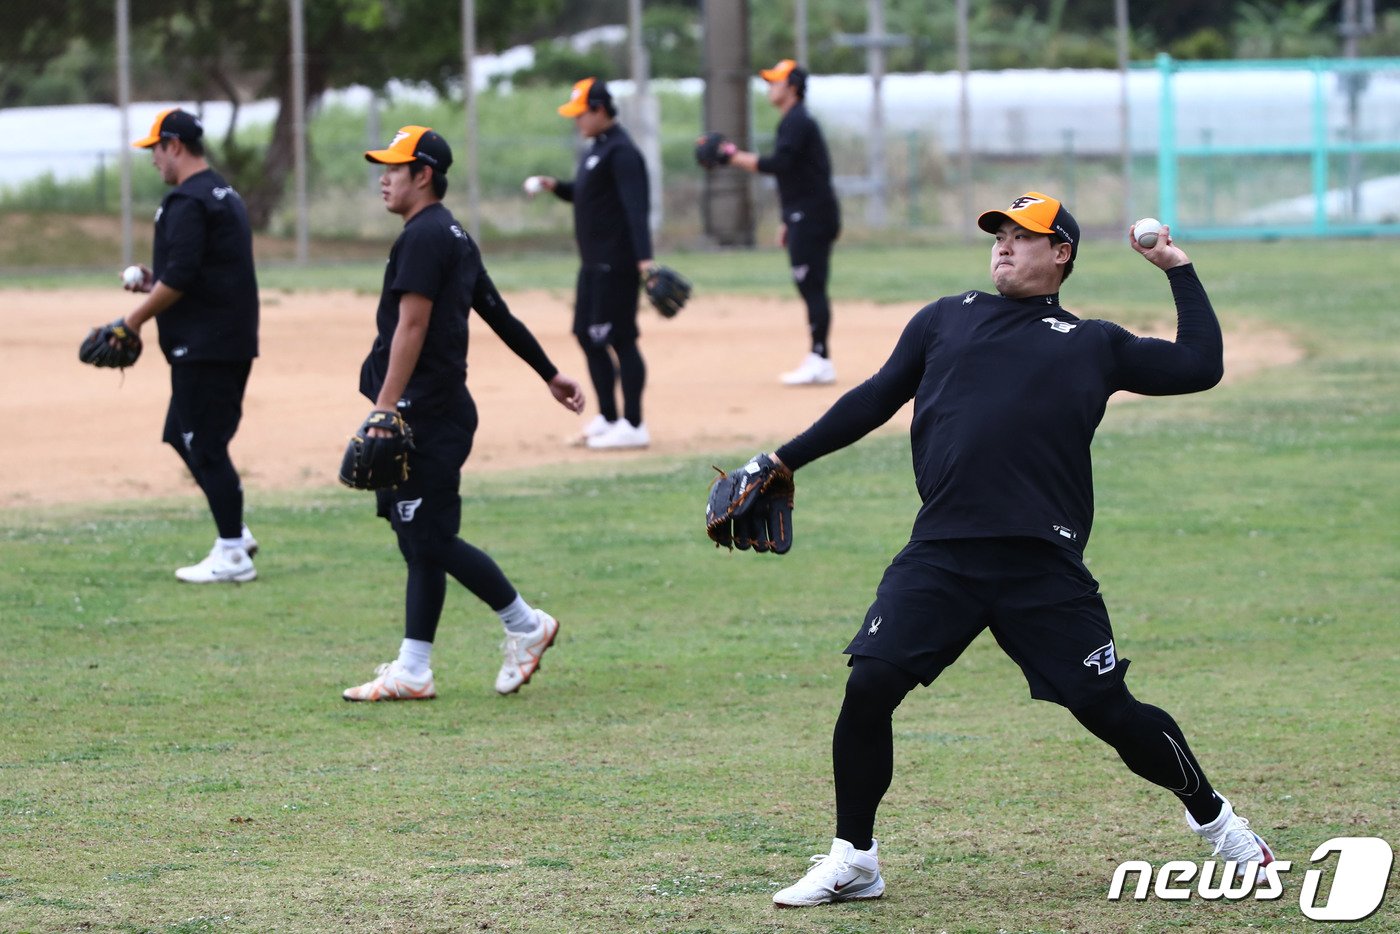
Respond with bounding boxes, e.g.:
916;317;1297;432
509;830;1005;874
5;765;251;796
773;655;916;907
578;337;620;423
611;335;646;431
780;226;836;385
1072;684;1275;877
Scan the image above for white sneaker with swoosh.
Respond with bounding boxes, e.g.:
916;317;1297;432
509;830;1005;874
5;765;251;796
773;838;884;907
494;610;559;695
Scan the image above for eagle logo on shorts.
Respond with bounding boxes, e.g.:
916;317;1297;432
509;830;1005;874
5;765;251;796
395;498;423;523
1082;641;1117;674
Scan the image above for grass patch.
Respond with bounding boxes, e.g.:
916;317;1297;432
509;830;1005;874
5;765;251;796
1;240;1397;931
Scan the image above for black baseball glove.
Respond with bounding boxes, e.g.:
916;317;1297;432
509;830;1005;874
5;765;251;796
705;453;795;554
338;409;415;490
78;318;142;369
644;265;691;319
694;131;733;169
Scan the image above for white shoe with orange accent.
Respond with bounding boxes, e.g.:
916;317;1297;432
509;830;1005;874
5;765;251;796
494;610;559;695
342;661;436;702
1188;795;1276;882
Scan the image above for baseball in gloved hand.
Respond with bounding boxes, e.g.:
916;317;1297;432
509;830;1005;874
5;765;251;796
644;265;691;319
694;131;734;169
339;408;415;490
705;453;795;554
78;317;143;369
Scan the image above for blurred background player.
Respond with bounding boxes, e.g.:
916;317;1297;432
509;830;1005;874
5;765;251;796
751;192;1274;907
718;59;841;386
528;77;656;449
122;108;260;583
343;125;585;701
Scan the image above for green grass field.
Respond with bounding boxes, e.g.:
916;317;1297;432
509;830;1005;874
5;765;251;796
3;238;1398;932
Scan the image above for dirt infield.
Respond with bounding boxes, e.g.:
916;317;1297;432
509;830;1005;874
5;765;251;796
5;287;1303;509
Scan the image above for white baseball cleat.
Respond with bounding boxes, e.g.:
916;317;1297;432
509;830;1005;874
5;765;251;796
175;544;257;583
773;838;884;907
568;414;617;447
240;525;259;558
1187;795;1276;882
495;610;559;695
780;353;836;386
586;420;650;450
342;660;437;702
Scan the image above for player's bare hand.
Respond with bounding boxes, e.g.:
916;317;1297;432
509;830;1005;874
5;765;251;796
776;223;788;248
121;264;153;293
1129;223;1190;270
549;374;586;413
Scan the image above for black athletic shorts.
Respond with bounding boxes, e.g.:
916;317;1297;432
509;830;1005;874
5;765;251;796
162;360;252;467
375;392;477;549
573;262;641;346
845;537;1129;708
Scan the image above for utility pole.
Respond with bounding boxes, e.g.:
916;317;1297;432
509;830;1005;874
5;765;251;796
628;0;662;235
700;0;754;246
835;0;908;228
1339;0;1375;220
956;0;971;237
289;0;309;265
1115;0;1131;231
461;0;481;237
116;0;133;266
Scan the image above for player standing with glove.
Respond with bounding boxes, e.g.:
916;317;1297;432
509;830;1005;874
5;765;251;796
701;59;841;386
115;108;261;583
714;192;1275;907
527;77;656;450
341;125;585;701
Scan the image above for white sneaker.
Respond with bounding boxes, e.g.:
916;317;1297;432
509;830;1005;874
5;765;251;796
567;415;617;447
240;525;259;558
495;610;559;695
342;660;437;702
175;544;257;583
586;420;650;450
780;352;836;386
773;838;884;907
1187;795;1276;882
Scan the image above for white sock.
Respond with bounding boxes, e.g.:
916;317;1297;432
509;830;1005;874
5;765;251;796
216;536;245;552
497;595;538;634
397;638;433;675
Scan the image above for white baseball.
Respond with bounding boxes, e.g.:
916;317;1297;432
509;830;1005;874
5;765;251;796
1133;217;1162;249
523;176;543;196
121;265;145;288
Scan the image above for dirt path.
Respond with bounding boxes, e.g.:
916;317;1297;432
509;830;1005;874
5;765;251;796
3;287;1302;509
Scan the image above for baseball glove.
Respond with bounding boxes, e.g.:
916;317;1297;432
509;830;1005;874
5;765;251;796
705;453;795;554
78;317;142;369
644;265;691;319
338;409;414;491
694;131;733;169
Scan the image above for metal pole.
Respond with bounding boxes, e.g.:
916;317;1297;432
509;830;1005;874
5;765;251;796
1115;0;1131;231
628;0;662;234
116;0;133;265
795;0;808;67
865;0;886;228
956;0;971;238
289;0;309;264
461;0;481;237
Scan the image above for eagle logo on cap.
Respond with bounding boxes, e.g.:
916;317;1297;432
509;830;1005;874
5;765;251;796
390;130;410;146
1008;195;1046;211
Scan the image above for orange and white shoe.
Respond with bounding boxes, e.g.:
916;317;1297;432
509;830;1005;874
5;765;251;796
342;660;436;702
494;610;559;695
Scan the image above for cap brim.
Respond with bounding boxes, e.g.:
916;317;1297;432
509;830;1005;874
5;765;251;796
977;210;1054;236
131;134;162;149
557;100;588;117
364;149;416;164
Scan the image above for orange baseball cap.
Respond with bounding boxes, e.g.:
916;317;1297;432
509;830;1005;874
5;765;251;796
364;125;453;171
760;59;799;83
132;108;204;148
977;191;1080;260
558;77;614;117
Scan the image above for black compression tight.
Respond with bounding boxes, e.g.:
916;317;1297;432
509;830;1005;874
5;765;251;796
182;449;244;541
580;337;646;427
402;538;517;643
832;656;919;851
1072;684;1223;825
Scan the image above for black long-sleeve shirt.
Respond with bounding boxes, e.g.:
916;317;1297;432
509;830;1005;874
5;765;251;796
776;265;1223;554
360;202;557;412
756;102;839;228
151;168;259;363
552;124;652;267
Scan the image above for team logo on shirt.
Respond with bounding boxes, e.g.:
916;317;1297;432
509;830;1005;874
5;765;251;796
585;154;600;171
1042;317;1077;333
154;207;163;222
963;292;976;304
1083;641;1117;674
395;498;423;523
181;431;195;451
212;186;233;200
449;224;466;240
867;615;882;636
